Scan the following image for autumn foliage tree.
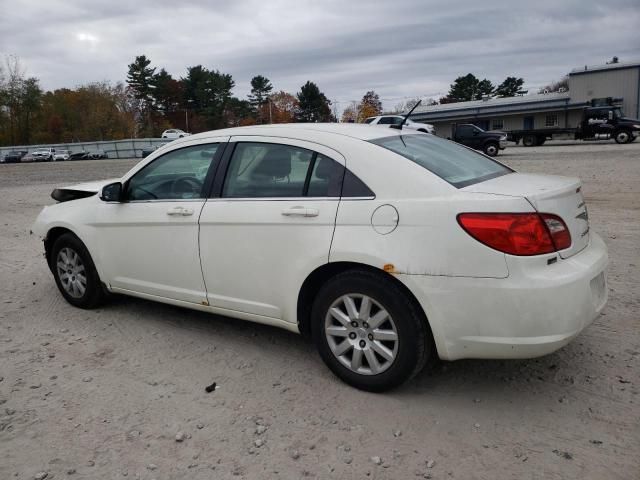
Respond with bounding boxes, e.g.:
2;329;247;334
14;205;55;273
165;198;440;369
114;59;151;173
357;90;382;121
268;91;298;123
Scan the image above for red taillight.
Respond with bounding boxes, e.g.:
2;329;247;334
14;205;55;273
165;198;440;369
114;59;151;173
457;213;571;256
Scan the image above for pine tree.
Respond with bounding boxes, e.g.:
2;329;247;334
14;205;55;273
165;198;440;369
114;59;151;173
495;77;527;97
295;81;332;122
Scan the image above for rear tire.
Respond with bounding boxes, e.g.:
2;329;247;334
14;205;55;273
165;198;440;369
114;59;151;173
311;270;432;392
523;135;537;147
483;142;499;157
50;233;105;309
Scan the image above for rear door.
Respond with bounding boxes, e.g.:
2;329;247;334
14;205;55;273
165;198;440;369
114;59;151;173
198;137;345;320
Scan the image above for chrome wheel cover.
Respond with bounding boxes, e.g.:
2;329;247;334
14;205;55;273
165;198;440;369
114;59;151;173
56;247;87;298
324;294;398;375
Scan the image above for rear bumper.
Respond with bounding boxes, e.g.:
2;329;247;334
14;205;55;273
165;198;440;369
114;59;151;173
399;232;608;361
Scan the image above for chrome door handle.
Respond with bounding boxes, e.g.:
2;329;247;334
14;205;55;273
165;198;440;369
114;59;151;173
281;206;319;217
167;206;194;216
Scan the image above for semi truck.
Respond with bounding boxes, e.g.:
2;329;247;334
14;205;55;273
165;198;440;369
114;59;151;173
509;98;640;146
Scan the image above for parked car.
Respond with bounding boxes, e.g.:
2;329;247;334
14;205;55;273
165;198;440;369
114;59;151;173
53;150;71;161
67;150;108;161
88;150;108;159
21;152;36;163
32;147;56;162
32;124;608;391
2;150;27;163
141;143;170;158
68;151;89;161
161;129;191;139
365;115;435;134
450;124;508;156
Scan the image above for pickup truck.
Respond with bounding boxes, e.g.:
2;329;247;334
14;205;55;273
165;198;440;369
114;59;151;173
450;124;508;156
31;147;56;162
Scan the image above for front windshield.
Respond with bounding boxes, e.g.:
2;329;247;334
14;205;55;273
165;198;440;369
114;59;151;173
370;134;512;188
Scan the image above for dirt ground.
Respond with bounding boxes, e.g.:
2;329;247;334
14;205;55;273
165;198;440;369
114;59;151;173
1;140;639;480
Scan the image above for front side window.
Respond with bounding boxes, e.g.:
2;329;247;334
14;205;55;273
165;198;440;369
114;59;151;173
377;117;393;125
370;134;512;188
127;144;219;201
222;143;349;198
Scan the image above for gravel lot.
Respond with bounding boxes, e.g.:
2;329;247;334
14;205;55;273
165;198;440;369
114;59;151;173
1;140;639;479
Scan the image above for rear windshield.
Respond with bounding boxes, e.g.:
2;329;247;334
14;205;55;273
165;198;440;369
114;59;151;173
370;134;512;188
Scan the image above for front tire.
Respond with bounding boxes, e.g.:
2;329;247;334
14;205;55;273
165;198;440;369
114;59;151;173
311;270;432;392
483;142;499;156
51;233;105;309
614;130;631;144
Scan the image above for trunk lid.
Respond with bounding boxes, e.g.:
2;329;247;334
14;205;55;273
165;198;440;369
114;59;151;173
463;173;590;258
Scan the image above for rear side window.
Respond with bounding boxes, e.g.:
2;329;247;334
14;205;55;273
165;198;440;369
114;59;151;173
370;135;512;188
223;143;313;198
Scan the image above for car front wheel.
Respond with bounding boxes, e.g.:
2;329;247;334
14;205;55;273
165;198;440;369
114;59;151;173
312;270;432;391
483;142;499;156
51;233;105;309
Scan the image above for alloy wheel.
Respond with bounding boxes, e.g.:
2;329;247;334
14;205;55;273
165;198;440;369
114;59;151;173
324;294;399;375
56;247;87;298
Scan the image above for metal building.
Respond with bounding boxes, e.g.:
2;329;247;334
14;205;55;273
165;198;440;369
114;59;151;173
409;61;640;139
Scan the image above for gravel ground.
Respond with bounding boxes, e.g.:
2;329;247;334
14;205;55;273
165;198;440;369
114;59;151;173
1;140;639;479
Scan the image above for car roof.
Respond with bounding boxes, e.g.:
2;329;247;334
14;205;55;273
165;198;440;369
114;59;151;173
180;123;419;143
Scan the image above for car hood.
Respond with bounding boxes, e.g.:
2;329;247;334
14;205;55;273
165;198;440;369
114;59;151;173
51;178;119;202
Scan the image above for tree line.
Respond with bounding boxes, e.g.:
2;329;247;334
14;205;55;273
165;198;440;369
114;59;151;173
0;54;340;147
1;52;566;147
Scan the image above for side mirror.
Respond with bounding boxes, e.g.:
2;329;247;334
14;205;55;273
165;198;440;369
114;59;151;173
101;182;123;202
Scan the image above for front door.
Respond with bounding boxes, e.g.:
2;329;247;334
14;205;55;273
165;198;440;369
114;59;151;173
198;137;344;320
94;141;226;304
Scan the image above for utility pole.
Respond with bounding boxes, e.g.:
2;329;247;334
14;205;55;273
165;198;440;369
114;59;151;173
268;97;273;124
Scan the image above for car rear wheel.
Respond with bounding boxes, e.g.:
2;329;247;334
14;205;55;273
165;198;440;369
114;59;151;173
483;142;499;156
311;270;432;391
51;233;105;309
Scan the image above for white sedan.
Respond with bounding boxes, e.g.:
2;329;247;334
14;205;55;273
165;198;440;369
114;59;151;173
365;115;435;134
32;124;608;391
161;129;191;139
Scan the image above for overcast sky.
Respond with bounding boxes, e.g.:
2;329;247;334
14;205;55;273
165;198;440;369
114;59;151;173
1;0;639;112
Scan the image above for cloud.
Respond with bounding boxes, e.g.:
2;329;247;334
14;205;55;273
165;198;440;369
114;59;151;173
1;0;638;110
